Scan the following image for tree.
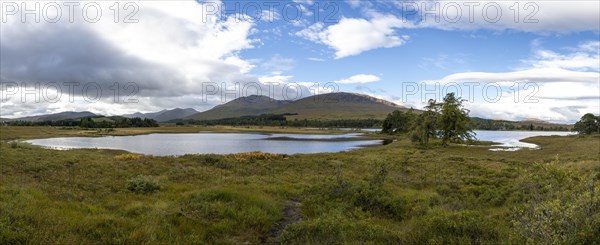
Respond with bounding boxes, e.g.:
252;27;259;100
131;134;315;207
439;93;474;146
382;93;474;147
80;117;93;128
382;109;416;134
573;113;600;135
410;99;439;146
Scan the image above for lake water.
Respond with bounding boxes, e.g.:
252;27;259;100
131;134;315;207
473;130;573;151
304;128;381;132
25;133;383;156
24;130;573;155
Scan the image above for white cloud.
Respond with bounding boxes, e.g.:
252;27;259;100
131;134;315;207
345;0;373;9
224;56;255;74
261;54;295;73
535;82;599;101
258;75;293;84
0;1;269;117
437;41;600;85
334;74;381;84
261;9;281;22
420;41;600;122
292;0;314;5
296;15;412;58
296;1;599;59
522;41;600;72
398;1;600;33
438;68;599;85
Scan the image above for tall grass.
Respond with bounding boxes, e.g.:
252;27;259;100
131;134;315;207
0;129;598;244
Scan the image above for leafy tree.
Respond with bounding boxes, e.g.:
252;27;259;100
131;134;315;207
382;93;474;146
410;99;440;146
381;109;416;134
573;113;600;135
80;117;92;128
439;93;474;146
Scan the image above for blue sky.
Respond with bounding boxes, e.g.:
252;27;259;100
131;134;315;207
1;0;599;122
236;0;600;122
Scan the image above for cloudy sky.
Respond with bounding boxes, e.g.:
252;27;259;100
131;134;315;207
1;0;599;123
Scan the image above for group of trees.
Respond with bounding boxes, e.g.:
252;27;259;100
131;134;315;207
187;114;380;128
382;93;474;146
573;113;600;135
2;117;159;128
469;118;570;131
79;117;159;128
1;119;80;127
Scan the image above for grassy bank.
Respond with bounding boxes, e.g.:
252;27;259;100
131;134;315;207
0;127;598;244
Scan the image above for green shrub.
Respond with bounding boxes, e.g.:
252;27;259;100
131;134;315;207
351;184;407;220
173;188;279;243
309;178;408;220
369;162;389;188
280;212;400;244
202;155;231;169
406;209;501;244
511;161;600;244
126;175;161;194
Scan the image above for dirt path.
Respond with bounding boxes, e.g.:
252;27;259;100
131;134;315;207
266;198;302;244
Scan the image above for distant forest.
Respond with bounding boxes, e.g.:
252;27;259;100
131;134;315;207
184;114;571;131
185;114;381;128
1;114;572;131
2;117;159;128
469;117;571;131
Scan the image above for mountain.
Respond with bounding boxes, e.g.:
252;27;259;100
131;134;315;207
1;111;97;121
123;108;198;122
186;92;405;121
186;95;291;120
520;118;548;123
122;110;166;120
271;92;405;120
153;108;199;122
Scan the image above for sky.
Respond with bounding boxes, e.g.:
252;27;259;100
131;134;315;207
0;0;599;123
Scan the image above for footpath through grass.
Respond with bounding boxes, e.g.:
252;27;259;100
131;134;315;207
0;127;598;244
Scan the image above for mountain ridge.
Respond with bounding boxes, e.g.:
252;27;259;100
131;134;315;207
0;111;97;122
186;92;406;121
0;93;578;127
187;95;292;121
123;108;198;122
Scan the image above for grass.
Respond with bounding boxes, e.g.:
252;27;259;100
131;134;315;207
0;126;598;244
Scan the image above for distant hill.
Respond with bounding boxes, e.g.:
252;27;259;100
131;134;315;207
1;111;97;121
153;108;199;122
520;118;548;123
122;110;166;120
185;92;406;121
272;92;406;120
123;108;198;122
1;108;198;123
186;95;291;121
